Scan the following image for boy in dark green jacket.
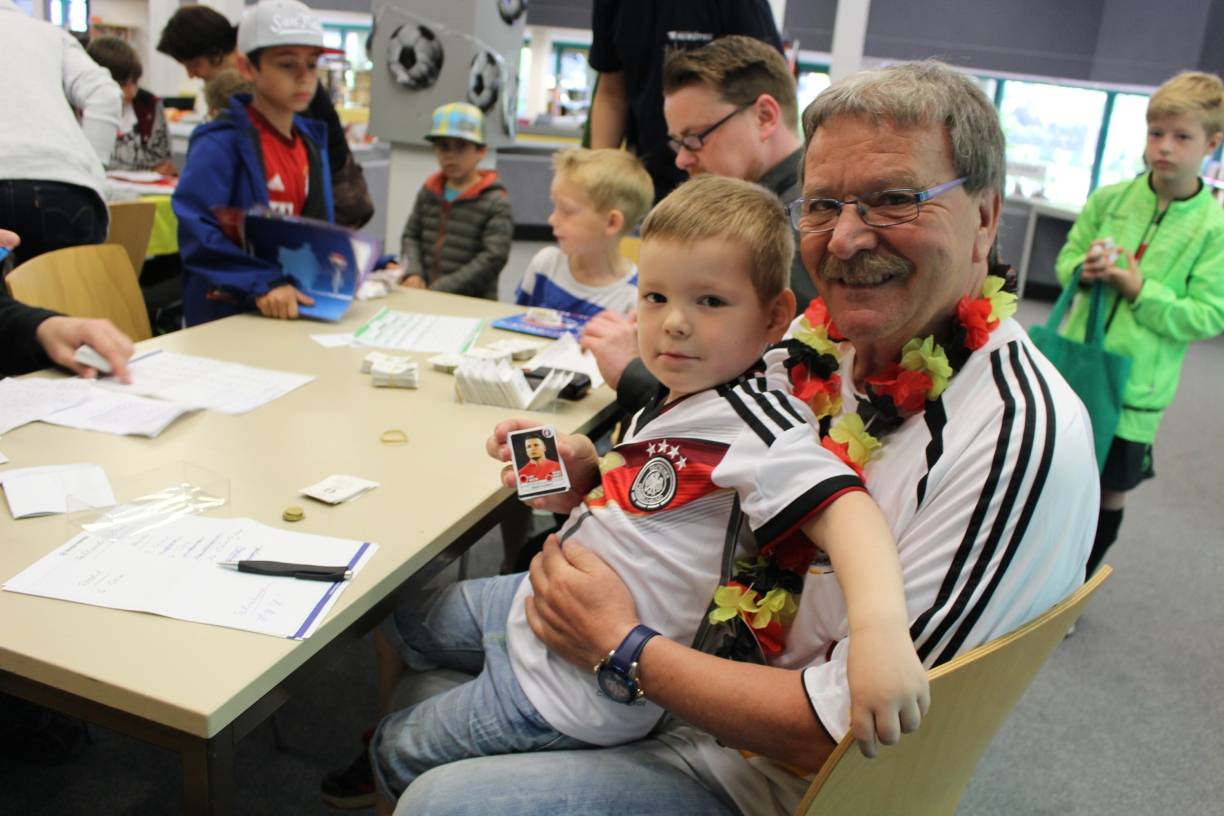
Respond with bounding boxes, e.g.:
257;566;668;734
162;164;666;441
396;103;513;299
1055;71;1224;574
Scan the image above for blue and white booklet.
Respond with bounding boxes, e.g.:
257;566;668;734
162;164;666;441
242;210;382;322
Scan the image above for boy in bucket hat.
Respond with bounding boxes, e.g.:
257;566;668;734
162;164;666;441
172;0;340;325
389;102;513;299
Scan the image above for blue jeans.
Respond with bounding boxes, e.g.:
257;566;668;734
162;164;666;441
0;180;107;267
371;574;589;801
392;742;738;816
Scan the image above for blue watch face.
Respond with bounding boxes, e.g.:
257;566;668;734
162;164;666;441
596;666;636;704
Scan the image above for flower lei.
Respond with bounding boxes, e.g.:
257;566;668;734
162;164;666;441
708;273;1018;655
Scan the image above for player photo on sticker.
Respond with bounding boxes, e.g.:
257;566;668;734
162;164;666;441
508;425;571;500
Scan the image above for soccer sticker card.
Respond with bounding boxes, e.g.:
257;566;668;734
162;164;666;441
508;425;571;500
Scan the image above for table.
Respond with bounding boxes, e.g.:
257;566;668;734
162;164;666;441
0;290;617;814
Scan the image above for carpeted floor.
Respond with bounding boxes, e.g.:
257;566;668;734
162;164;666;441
2;299;1222;815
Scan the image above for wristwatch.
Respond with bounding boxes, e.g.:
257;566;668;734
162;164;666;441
593;624;659;704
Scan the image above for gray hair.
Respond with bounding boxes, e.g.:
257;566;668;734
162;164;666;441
802;60;1005;198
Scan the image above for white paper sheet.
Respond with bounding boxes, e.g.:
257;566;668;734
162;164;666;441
3;515;376;639
310;332;356;348
0;378;93;434
353;308;483;354
528;333;606;390
42;388;196;438
0;464;116;519
98;350;314;414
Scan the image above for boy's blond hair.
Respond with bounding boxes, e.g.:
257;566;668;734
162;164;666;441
641;176;793;303
552;148;653;234
1148;71;1224;135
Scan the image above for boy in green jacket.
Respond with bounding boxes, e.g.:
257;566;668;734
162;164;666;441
392;102;513;299
1055;71;1224;574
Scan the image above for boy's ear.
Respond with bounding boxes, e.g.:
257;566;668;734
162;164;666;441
605;208;626;237
236;52;257;81
766;288;796;341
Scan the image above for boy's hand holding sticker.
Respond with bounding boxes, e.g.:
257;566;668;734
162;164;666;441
508;425;571;500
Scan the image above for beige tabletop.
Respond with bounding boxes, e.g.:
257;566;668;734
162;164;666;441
0;290;615;739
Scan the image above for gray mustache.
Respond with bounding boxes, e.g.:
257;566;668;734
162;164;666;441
821;252;912;281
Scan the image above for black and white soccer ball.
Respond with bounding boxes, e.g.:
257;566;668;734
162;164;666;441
467;50;501;112
386;24;443;90
498;0;527;25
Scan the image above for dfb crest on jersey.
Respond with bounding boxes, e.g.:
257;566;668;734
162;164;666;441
630;456;676;511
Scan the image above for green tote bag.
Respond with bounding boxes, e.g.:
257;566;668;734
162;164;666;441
1029;266;1132;472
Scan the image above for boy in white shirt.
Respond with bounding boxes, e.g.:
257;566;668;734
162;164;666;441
515;148;653;318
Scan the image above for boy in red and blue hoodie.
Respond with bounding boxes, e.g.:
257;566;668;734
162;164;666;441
173;0;335;326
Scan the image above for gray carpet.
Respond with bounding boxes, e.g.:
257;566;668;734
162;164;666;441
3;299;1222;815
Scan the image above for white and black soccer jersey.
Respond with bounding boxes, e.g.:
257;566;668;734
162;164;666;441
505;368;864;747
651;317;1099;816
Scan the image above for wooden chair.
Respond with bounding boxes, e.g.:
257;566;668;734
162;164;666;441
6;244;153;341
105;199;156;279
618;236;641;265
794;566;1112;816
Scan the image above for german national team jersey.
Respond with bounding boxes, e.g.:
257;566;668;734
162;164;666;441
650;318;1099;816
505;367;864;747
247;104;308;216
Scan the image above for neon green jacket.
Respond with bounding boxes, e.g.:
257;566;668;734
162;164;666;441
1055;173;1224;443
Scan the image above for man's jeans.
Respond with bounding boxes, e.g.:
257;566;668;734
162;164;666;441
0;180;107;267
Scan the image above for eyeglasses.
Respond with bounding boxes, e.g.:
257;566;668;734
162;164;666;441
666;104;750;154
786;177;968;233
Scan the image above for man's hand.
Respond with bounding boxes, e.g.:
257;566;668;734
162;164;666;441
34;316;135;383
152;160;179;178
525;535;639;667
1082;243;1143;301
486;419;601;512
401;274;427;289
846;624;930;759
255;284;314;319
579;310;638;389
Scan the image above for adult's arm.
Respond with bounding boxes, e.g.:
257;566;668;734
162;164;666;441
60;28;122;164
0;291;56;377
589;71;629;150
615;357;659;413
430;193;513;297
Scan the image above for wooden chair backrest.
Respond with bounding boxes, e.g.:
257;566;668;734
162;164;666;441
105;200;156;278
6;244;153;341
794;566;1112;816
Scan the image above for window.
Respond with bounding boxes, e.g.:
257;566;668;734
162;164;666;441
48;0;87;32
1096;93;1150;189
999;80;1107;206
797;65;831;126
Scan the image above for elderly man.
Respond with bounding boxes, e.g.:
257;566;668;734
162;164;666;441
390;61;1097;816
582;35;813;398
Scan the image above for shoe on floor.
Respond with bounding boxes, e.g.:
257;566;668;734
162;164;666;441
321;729;376;810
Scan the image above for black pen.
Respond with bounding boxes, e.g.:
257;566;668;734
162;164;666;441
216;560;352;582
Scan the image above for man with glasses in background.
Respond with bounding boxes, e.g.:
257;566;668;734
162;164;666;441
393;60;1097;816
582;35;813;401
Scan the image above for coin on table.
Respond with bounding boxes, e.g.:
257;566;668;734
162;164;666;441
282;505;305;522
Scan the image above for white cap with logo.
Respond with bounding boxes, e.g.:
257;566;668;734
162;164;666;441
237;0;337;55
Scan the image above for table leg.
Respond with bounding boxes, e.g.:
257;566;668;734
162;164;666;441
181;726;235;816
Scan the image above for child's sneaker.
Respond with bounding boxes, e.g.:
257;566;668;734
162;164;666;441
321;728;376;810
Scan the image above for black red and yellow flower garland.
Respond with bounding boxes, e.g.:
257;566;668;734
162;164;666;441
709;274;1018;655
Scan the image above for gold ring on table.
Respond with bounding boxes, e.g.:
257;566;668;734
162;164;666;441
380;429;409;445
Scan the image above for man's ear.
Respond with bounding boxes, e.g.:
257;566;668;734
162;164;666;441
972;189;1002;265
766;288;797;341
236;53;257;81
752;93;782;142
605;208;626;238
